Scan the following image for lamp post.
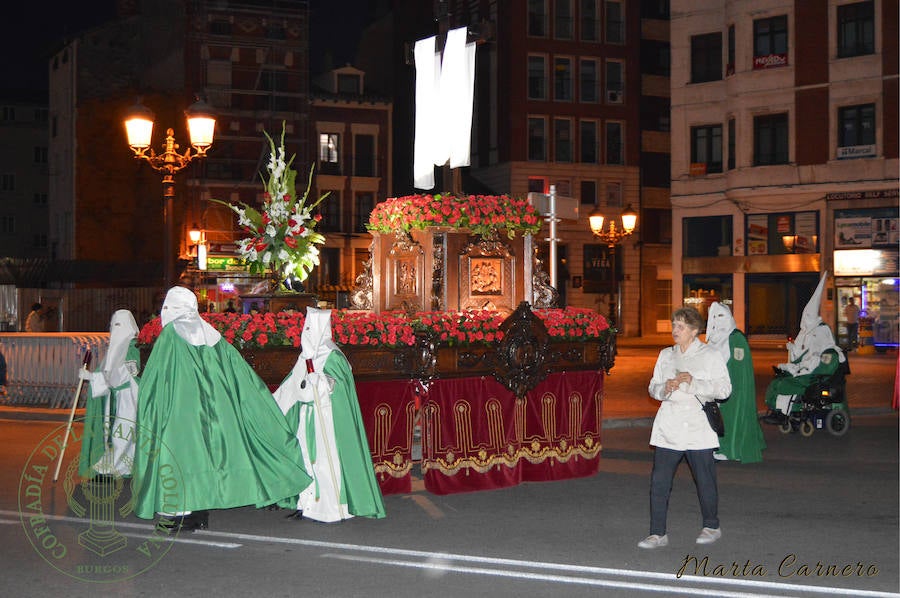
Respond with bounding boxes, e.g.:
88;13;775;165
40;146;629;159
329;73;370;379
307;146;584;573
124;98;215;290
588;204;637;326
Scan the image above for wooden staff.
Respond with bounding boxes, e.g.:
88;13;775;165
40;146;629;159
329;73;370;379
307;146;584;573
53;350;92;483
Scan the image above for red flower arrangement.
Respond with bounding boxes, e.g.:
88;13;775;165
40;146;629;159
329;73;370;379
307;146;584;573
137;307;610;350
367;193;543;239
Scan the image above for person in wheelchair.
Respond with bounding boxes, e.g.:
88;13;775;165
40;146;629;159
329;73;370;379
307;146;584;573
762;272;846;424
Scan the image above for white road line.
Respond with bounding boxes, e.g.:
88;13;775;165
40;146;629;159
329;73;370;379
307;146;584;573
2;510;895;598
323;553;788;598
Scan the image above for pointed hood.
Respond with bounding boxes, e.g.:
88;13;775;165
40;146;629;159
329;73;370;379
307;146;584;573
706;302;736;363
300;307;339;373
160;286;221;347
800;271;828;332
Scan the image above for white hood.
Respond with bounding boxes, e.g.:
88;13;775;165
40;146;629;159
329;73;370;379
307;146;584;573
160;286;222;347
705;302;736;363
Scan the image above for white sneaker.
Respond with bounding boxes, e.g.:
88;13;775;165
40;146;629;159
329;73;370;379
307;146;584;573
696;527;722;544
638;534;668;549
713;452;728;461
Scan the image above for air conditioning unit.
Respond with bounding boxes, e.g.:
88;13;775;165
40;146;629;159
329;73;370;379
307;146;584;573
606;90;622;103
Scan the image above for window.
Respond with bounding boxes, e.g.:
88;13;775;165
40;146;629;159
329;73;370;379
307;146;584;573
528;117;547;161
727;118;736;170
643;208;672;244
640;40;670;77
753;113;789;165
210;20;231;35
317;190;342;232
528;177;547;193
605;1;624;43
555;0;573;39
837;1;874;58
580;120;598;163
318;133;340;174
580;180;597;205
579;59;599;103
605;121;624;164
605;60;623;103
747;212;819;255
528;55;547;100
726;24;735;75
354;192;374;233
1;107;14;122
554;57;573;101
753;15;788;69
33;146;48;164
528;0;548;36
34;108;48;123
337;73;361;94
33;233;48;249
838;103;876;159
605;182;622;207
1;174;14;192
354;134;375;177
554;119;572;162
691;32;722;83
259;69;286;92
690;124;723;174
641;0;669;19
641;152;670;187
580;0;599;41
0;216;15;235
33;192;48;205
684;215;732;257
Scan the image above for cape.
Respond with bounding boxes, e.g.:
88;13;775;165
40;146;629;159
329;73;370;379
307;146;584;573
280;350;386;520
131;325;312;519
717;330;765;463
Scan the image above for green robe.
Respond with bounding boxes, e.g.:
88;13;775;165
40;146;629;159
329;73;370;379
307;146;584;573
78;342;141;478
765;348;841;409
131;325;312;519
717;330;765;463
282;350;385;519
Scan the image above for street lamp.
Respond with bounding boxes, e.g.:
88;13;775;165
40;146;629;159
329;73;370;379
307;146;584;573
124;97;215;289
588;204;638;325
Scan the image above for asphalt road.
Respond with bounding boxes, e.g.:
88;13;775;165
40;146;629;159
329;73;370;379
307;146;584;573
0;341;896;598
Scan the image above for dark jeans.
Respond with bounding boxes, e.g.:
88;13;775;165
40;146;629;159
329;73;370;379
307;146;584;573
846;323;859;347
649;447;718;536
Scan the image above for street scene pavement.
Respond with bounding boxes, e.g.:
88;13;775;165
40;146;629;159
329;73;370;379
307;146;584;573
0;338;897;597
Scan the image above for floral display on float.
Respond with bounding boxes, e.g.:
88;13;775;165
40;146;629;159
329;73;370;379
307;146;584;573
137;307;611;350
210;123;328;283
366;193;543;239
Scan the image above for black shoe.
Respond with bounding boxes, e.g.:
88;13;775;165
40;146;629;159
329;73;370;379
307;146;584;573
157;510;209;534
285;509;304;521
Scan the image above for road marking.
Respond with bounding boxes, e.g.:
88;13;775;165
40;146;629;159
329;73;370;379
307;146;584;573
2;510;895;597
401;494;445;519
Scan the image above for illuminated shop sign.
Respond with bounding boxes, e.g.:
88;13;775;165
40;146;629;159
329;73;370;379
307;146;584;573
836;144;876;160
753;53;787;69
834;250;899;276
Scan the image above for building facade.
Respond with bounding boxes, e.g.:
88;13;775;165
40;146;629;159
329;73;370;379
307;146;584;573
670;0;898;347
0;93;50;260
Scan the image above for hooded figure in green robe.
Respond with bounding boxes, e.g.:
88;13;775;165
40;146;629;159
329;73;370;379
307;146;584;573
273;307;385;522
78;309;141;478
706;302;765;463
131;287;311;528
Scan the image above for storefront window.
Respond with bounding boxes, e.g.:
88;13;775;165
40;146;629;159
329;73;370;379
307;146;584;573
746;211;818;255
836;277;899;350
683;274;732;323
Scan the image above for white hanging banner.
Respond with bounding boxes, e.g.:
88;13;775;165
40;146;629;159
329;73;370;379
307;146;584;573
413;36;439;190
414;27;476;189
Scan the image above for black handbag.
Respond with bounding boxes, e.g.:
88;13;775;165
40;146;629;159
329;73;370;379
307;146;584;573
696;396;725;437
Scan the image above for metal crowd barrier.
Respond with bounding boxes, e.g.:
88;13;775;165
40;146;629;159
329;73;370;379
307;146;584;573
0;333;109;408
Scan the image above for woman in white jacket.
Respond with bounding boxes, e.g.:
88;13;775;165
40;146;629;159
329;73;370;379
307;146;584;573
638;306;732;549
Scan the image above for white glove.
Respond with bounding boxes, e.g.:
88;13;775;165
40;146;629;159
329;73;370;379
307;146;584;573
77;368;92;381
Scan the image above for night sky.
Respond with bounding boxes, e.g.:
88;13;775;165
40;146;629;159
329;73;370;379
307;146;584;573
1;0;373;93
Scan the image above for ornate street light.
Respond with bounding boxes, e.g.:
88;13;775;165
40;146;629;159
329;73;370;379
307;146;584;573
124;97;215;289
588;204;638;326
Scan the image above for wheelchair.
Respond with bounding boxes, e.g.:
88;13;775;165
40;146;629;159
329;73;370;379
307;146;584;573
768;355;851;438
